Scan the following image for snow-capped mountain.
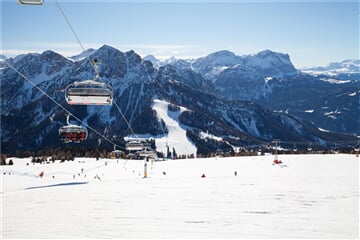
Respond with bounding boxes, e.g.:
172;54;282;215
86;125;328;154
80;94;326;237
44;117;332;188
158;51;359;135
69;48;96;62
302;59;360;74
148;49;298;101
192;49;297;82
143;55;161;69
0;54;7;68
301;59;360;85
144;54;193;70
147;49;297;83
1;45;357;154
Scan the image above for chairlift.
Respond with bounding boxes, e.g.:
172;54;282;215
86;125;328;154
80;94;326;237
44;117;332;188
18;0;43;5
59;125;88;143
59;115;87;143
65;80;113;105
65;59;113;105
126;140;144;151
111;145;124;159
136;149;157;159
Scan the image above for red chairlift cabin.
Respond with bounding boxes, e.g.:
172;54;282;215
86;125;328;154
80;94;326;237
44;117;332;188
59;124;88;143
59;115;88;143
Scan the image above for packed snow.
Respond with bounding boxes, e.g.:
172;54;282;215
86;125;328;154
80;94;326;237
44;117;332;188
1;154;359;238
349;91;357;97
320;78;352;84
199;131;223;142
152;99;197;157
318;127;330;132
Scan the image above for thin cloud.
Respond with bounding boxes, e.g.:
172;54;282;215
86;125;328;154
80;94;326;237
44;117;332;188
2;42;100;58
2;42;204;60
1;48;80;58
123;44;200;59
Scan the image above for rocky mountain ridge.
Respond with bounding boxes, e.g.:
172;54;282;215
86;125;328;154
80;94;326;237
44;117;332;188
147;51;359;135
1;45;358;154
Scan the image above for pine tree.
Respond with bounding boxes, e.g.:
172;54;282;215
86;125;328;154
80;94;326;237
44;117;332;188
172;147;177;159
166;145;171;158
0;154;7;165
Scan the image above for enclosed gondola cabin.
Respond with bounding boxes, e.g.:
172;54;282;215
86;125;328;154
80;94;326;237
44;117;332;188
59;125;88;143
65;80;113;105
18;0;43;5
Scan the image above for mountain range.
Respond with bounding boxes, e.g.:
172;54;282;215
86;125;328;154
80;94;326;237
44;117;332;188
146;51;359;136
301;59;360;74
1;45;358;154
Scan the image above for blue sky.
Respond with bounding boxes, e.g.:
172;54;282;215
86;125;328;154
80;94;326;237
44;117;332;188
1;0;359;68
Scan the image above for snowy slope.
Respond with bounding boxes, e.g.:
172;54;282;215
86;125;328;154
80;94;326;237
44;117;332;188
301;59;360;76
69;48;96;62
143;54;161;69
152;99;197;157
0;54;6;60
1;154;359;238
301;59;360;79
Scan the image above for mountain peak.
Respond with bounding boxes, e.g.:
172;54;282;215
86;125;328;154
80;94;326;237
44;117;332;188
256;49;290;60
143;55;161;69
206;50;238;62
41;50;60;55
98;44;119;52
302;59;360;74
210;50;236;57
125;50;142;65
69;48;96;62
40;50;68;62
195;50;240;68
143;55;159;62
93;45;122;58
243;49;296;77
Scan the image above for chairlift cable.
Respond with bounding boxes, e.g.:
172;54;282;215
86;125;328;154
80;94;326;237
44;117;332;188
113;100;138;138
3;61;125;150
54;0;99;78
54;0;138;142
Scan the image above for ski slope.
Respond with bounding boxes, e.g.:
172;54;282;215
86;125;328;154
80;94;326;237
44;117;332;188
152;99;197;157
1;154;359;238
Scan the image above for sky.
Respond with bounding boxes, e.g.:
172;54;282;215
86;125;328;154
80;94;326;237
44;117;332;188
1;0;359;68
